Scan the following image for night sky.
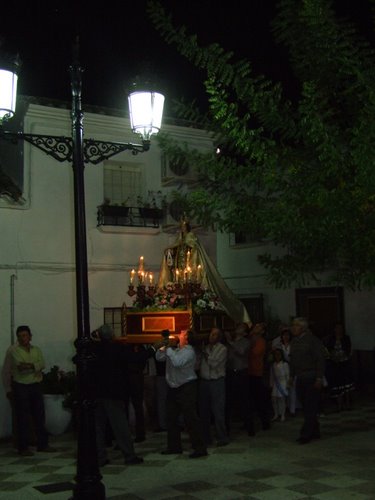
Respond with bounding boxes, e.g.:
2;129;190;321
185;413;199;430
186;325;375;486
1;0;374;116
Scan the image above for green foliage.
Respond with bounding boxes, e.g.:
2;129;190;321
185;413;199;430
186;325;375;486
147;0;375;289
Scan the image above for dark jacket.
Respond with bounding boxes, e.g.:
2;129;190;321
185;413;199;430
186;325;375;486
325;334;352;360
326;334;352;364
289;332;326;379
92;341;153;400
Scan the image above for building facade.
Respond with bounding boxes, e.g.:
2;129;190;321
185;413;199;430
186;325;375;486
0;100;216;437
1;100;374;438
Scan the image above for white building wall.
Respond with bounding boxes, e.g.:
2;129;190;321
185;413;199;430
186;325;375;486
0;103;215;438
216;232;375;351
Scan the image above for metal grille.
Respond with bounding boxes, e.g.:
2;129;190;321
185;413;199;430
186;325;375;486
103;162;142;206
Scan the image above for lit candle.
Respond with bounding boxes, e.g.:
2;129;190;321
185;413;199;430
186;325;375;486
130;269;135;284
149;273;153;285
175;269;180;283
139;256;144;272
187;250;191;264
197;264;202;282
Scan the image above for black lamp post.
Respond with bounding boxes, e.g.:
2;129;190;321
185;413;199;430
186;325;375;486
0;45;164;499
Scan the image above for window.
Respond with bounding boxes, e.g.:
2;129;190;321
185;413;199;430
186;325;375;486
103;161;142;206
229;231;264;247
240;295;264;323
0;127;26;207
104;307;123;337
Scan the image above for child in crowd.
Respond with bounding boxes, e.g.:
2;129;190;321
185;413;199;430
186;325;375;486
269;348;289;422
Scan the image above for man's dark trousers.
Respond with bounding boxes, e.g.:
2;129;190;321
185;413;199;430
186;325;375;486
166;380;205;452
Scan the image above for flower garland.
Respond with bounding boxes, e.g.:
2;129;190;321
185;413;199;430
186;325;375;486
132;282;224;313
193;289;225;313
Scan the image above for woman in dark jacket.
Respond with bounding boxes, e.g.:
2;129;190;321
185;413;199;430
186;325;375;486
325;322;355;411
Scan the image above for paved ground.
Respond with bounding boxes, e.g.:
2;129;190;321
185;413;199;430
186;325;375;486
0;393;375;499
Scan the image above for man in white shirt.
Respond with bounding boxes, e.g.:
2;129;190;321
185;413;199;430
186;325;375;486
199;327;228;446
155;330;207;458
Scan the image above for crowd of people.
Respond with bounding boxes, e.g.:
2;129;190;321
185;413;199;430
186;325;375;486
2;317;356;466
149;317;356;453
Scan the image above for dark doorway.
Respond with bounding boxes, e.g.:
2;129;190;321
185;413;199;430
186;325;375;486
240;294;264;324
295;287;344;340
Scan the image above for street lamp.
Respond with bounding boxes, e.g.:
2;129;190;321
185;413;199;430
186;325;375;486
0;44;164;499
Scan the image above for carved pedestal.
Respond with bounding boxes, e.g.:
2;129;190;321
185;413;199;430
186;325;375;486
119;304;235;344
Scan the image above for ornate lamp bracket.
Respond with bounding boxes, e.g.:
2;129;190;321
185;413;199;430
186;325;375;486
0;128;150;165
83;137;150;164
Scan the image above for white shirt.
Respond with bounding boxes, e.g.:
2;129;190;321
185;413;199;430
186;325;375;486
199;343;227;380
155;345;197;389
270;360;290;398
272;336;282;350
281;343;291;363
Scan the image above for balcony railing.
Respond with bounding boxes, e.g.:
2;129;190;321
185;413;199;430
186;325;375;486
97;205;164;228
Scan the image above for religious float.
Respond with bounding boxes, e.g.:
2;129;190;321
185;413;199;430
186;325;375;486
120;218;250;344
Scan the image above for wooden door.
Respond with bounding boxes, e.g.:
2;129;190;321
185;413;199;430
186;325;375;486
295;287;344;339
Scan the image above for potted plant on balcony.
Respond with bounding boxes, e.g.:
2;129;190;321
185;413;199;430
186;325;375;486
41;365;77;435
99;198;130;217
97;198;132;226
137;192;164;220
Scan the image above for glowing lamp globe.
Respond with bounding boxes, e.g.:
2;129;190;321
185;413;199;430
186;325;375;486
128;90;165;141
0;67;18;121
